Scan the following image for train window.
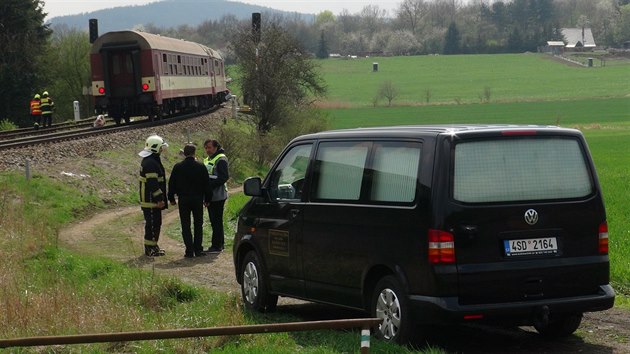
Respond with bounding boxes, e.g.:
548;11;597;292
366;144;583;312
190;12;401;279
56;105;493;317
163;54;167;62
163;63;168;75
178;55;181;64
112;55;120;75
125;55;132;73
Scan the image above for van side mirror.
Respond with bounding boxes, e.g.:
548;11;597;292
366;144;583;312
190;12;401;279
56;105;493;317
243;177;262;196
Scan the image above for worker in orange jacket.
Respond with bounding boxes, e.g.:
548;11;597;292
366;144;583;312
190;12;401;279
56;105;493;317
29;94;42;129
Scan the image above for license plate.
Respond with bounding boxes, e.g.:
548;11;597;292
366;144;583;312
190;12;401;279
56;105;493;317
504;237;558;257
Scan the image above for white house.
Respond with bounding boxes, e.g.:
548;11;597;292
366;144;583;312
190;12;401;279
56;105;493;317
561;28;596;49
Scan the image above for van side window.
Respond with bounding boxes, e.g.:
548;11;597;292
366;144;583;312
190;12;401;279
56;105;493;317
370;142;421;203
454;137;593;203
313;142;369;201
268;144;312;201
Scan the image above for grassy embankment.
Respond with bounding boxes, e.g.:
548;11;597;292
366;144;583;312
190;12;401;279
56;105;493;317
0;52;628;352
0;134;419;353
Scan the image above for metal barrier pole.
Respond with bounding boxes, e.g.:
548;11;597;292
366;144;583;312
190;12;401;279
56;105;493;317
0;318;383;349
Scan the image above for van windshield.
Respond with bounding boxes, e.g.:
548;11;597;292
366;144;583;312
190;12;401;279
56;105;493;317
453;137;593;203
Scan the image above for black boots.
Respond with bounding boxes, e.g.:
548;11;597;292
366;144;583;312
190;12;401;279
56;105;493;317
145;245;166;257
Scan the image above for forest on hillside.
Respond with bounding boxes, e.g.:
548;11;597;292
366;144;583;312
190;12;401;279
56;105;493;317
124;0;630;60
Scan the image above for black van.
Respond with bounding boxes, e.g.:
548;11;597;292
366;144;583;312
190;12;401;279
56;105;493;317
233;125;614;344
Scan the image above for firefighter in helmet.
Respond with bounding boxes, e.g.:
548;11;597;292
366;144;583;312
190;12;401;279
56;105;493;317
139;135;169;256
39;91;54;128
29;94;42;129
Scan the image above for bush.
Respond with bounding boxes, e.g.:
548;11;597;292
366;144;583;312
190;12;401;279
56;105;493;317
0;119;18;131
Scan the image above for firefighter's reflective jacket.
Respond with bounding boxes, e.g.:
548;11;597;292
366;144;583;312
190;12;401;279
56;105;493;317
139;153;167;209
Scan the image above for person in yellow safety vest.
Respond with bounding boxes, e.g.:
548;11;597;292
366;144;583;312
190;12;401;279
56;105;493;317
139;135;169;257
39;91;55;128
203;139;229;253
29;94;42;129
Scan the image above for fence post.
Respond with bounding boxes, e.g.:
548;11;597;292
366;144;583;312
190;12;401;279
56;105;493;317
360;327;371;353
231;95;238;120
25;159;31;180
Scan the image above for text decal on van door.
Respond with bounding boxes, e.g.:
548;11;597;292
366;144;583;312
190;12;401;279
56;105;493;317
269;229;290;256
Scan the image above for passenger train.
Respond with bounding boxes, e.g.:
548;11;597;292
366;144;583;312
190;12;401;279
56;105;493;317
90;30;230;125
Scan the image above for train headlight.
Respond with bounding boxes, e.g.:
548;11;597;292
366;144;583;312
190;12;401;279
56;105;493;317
142;83;149;91
98;87;105;94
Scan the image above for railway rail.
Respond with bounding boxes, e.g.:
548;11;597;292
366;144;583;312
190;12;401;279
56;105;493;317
0;117;102;141
0;108;218;151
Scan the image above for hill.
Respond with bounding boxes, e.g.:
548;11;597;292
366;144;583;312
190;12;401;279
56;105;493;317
48;0;314;33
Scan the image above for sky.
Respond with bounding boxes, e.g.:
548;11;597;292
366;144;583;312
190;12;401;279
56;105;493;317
43;0;404;19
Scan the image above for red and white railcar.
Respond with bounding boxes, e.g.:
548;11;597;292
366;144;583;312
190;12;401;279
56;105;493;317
90;30;229;124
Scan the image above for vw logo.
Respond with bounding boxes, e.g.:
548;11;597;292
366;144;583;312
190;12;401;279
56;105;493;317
524;209;538;225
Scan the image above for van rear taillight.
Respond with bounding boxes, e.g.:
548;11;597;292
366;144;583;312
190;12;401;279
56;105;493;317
428;229;455;264
598;222;608;254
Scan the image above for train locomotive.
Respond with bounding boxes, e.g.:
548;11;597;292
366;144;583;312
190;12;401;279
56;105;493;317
90;30;230;125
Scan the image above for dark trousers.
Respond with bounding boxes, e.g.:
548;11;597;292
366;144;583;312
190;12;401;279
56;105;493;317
178;196;204;254
32;114;41;126
42;113;52;127
142;207;162;245
207;199;225;248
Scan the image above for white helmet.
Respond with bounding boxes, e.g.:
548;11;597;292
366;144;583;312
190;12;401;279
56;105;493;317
139;135;168;157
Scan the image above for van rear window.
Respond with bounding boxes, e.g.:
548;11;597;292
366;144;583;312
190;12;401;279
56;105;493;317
453;137;593;203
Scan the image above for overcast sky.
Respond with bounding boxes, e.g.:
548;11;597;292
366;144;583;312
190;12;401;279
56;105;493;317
43;0;405;19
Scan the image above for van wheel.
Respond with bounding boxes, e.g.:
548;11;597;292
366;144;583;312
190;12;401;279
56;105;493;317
534;313;582;338
240;251;278;312
371;275;413;344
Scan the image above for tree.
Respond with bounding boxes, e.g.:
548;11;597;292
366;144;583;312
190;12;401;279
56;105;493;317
396;0;427;36
443;22;461;54
378;80;399;106
507;26;523;52
231;21;326;134
316;30;329;59
0;0;51;126
46;26;92;121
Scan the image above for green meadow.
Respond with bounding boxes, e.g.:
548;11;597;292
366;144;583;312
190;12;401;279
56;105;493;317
316;53;630;301
318;53;629;106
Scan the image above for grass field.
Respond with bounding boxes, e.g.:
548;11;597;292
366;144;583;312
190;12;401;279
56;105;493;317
318;53;629;106
323;97;630;129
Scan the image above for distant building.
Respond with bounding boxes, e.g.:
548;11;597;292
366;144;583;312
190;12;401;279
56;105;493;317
545;41;565;55
561;28;596;49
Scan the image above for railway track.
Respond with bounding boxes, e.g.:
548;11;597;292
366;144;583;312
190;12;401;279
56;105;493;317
0;118;101;141
0;108;218;151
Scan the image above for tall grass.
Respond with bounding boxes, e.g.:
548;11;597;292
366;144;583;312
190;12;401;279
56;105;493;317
0;172;418;352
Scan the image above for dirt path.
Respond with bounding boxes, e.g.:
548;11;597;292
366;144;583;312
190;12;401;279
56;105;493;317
59;206;630;353
60;205;240;294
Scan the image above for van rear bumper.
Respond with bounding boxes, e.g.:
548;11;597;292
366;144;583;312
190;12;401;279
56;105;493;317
408;284;615;325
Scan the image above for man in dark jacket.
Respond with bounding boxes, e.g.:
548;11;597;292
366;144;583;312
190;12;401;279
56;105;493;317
203;139;229;253
139;135;169;257
168;143;210;258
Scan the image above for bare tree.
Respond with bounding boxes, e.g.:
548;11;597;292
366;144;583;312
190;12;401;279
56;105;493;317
359;5;388;39
378;80;399;107
232;21;326;133
396;0;428;36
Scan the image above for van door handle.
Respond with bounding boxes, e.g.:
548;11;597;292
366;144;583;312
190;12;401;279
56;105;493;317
290;209;300;218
